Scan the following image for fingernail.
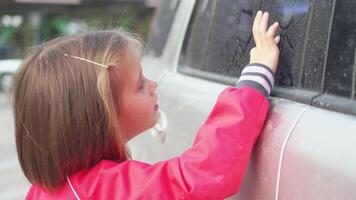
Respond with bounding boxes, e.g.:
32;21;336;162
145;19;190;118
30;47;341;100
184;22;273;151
257;10;262;15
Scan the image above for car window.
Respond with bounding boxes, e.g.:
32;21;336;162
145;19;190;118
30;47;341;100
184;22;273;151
179;0;356;115
324;0;356;99
310;0;356;115
146;0;180;57
179;0;330;90
180;0;313;85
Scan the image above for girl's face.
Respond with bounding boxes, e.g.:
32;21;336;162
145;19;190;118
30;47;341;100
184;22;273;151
116;46;159;141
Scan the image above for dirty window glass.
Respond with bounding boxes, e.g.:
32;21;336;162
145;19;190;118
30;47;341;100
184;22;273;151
205;0;253;76
324;0;356;99
179;0;216;72
179;0;316;89
267;0;310;87
146;0;180;57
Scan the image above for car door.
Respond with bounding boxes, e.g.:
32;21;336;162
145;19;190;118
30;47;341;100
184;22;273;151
175;1;310;199
129;0;305;198
276;0;356;199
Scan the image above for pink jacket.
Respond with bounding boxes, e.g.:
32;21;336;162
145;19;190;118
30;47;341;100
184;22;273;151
26;84;270;199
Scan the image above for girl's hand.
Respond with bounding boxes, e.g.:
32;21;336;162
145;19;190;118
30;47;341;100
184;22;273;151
250;11;280;74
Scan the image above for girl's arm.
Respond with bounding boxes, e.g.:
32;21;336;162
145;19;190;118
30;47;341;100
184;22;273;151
74;76;272;200
70;11;280;199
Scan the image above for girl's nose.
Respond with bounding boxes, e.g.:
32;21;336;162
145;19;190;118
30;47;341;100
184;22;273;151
152;80;158;90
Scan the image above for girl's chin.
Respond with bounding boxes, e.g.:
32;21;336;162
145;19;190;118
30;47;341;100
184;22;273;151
154;113;160;123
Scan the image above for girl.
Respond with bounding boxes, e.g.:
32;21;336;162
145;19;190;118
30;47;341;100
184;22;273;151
13;11;280;199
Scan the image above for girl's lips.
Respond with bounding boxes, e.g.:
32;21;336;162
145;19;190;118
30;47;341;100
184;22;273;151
154;104;159;110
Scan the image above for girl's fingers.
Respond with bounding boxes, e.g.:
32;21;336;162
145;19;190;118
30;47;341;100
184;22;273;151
267;22;280;38
253;11;280;46
275;35;281;44
253;10;263;47
258;12;269;44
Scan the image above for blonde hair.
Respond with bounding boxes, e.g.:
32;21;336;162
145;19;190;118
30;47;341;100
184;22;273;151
11;30;142;191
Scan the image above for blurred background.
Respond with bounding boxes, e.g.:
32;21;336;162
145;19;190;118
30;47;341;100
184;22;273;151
0;0;157;59
1;0;356;199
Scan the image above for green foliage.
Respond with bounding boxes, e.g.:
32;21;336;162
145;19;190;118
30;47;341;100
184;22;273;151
0;5;153;59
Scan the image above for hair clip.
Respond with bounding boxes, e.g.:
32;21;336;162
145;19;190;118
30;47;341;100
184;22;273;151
64;53;109;69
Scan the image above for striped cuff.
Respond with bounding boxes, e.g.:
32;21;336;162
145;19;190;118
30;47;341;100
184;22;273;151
236;63;275;97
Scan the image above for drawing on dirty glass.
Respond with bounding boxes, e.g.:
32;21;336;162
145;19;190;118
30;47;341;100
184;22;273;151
206;0;254;76
179;0;310;88
271;0;309;87
324;0;356;99
146;0;180;57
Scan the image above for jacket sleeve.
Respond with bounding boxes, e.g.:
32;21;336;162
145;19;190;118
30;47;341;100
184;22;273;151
75;64;274;199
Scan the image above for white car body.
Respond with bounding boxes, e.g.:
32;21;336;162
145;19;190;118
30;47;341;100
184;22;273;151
0;59;22;92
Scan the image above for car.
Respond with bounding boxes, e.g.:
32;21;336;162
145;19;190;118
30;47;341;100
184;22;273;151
0;59;22;92
128;0;356;199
